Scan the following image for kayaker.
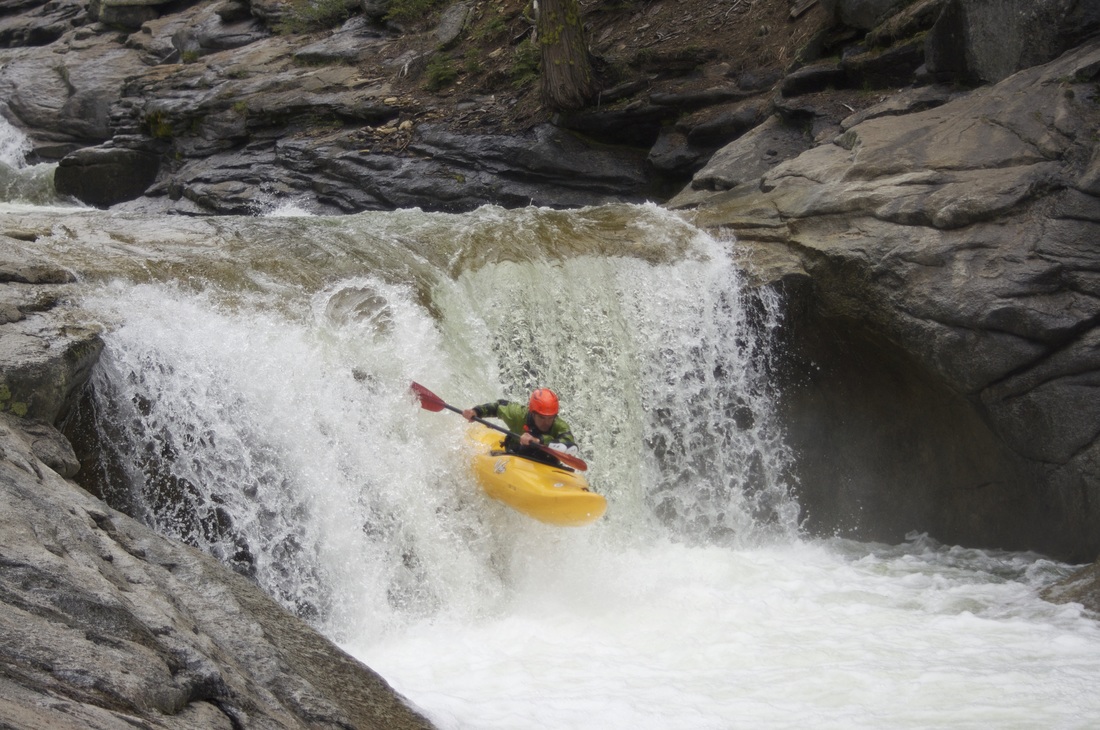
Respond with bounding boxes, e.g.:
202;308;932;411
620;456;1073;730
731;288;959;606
462;388;580;465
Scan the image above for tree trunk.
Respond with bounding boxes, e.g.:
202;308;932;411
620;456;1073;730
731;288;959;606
537;0;598;112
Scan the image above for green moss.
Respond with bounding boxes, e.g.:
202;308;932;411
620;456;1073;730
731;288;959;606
0;384;27;417
145;110;173;139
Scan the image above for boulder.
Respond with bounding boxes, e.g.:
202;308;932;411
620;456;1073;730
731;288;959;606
780;60;845;97
0;38;147;149
118;36;400;155
435;2;470;49
126;3;211;64
925;0;1100;85
361;0;391;22
406;123;653;204
647;127;706;176
54;145;161;207
557;102;673;148
1042;559;1100;615
10;416;81;477
249;0;295;26
838;84;962;129
147;120;654;214
675;114;813;194
214;0;251;22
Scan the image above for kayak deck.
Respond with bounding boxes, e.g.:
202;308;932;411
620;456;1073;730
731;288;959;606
469;427;606;526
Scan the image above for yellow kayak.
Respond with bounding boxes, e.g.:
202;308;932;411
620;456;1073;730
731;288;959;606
469;426;607;526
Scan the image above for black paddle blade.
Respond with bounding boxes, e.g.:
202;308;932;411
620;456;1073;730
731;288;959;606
410;382;447;412
540;444;589;472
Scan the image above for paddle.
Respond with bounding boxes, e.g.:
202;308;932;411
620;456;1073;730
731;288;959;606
410;382;588;472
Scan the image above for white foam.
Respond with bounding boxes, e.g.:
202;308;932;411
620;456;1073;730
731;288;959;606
357;539;1100;730
0;115;31;168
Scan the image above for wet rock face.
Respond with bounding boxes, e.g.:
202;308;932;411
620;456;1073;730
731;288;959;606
1042;559;1100;615
694;40;1100;561
0;238;437;729
0;414;436;730
0;245;101;425
771;302;1052;555
924;0;1100;85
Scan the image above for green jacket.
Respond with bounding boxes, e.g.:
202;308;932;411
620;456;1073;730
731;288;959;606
471;400;577;451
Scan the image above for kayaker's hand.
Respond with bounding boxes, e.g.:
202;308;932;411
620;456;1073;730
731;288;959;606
462;409;475;421
519;432;538;447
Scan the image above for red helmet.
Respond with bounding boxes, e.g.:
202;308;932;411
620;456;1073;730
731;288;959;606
528;388;559;416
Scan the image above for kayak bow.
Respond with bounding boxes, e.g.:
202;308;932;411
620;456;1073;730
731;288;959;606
469;427;606;526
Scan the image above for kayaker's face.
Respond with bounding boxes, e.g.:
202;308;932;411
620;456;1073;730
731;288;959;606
532;412;555;432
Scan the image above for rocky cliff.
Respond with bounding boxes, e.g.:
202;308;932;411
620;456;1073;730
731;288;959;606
684;38;1100;562
0;0;1095;216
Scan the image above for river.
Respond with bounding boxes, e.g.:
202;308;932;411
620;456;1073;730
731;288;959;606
3;120;1099;729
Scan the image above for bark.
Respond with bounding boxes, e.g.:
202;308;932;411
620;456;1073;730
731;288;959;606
537;0;598;111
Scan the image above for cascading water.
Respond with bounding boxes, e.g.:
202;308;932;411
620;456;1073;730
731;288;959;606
0;115;31;167
69;205;796;637
0;116;66;207
8;203;1097;728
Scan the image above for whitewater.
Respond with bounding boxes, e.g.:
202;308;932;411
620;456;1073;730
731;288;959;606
3;120;1099;729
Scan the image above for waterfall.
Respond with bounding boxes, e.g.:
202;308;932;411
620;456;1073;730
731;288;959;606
0;115;67;207
0;114;31;168
67;204;796;640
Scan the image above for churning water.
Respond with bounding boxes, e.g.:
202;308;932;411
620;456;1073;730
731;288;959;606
6;199;1099;728
0;116;64;206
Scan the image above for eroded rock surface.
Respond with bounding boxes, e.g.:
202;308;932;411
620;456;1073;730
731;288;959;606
685;40;1100;561
0;413;435;729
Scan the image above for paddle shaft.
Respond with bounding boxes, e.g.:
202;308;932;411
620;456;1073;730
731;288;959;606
438;401;503;433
